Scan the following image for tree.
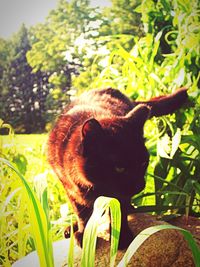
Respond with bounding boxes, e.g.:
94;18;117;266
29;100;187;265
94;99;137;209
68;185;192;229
1;0;111;132
72;0;144;91
102;0;142;37
0;38;11;89
26;0;108;116
27;0;104;73
0;25;51;133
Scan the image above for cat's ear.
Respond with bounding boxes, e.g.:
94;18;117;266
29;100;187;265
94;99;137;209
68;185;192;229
126;104;151;128
82;118;102;138
134;87;188;118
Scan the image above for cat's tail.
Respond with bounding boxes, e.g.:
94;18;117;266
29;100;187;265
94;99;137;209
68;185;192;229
133;87;188;118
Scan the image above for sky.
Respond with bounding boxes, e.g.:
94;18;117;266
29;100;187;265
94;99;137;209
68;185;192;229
0;0;111;39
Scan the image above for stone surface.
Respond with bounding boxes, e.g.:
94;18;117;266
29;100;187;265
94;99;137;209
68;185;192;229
62;213;197;267
13;213;199;267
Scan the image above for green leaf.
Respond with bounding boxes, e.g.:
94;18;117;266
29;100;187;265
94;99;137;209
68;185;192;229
170;128;181;158
68;216;75;267
192;180;200;195
134;4;142;13
81;196;121;267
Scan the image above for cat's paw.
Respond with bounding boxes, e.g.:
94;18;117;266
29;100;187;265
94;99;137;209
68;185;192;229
118;229;134;250
74;231;84;247
64;222;78;238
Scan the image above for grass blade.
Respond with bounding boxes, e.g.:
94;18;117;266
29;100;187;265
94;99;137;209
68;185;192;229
0;157;54;267
109;199;121;267
81;196;121;267
68;216;75;267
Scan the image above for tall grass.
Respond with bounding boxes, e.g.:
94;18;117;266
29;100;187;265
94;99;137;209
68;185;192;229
0;132;69;266
81;196;121;267
0;158;54;267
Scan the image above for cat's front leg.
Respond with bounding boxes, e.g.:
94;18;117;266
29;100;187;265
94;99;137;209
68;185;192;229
118;202;134;250
118;223;134;250
73;203;107;248
74;230;84;247
73;204;93;247
64;221;78;238
63;215;86;246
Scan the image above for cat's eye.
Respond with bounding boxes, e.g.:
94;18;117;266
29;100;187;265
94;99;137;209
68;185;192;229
115;167;125;173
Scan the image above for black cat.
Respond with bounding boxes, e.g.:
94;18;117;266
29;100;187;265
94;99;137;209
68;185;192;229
48;87;188;249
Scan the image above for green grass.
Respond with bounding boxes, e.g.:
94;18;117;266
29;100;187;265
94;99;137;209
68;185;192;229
0;134;70;266
1;158;54;267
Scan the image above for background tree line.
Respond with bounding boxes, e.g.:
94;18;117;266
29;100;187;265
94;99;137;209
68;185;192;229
0;0;199;133
0;0;142;133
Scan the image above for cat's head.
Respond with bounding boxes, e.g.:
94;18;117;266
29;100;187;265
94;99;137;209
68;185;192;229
77;87;188;198
79;104;150;197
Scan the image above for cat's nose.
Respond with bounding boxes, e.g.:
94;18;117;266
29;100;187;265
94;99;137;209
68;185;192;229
115;167;125;173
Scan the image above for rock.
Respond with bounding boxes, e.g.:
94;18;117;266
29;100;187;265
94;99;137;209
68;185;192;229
13;213;199;267
62;213;196;266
